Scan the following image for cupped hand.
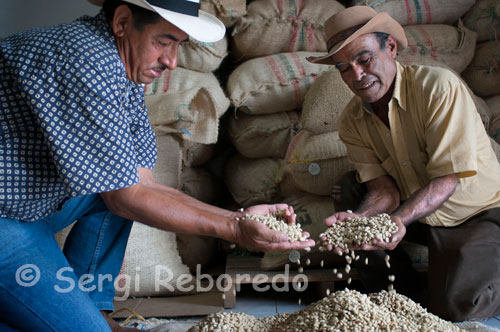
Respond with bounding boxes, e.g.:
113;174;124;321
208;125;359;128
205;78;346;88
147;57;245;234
350;215;406;251
235;204;315;253
324;210;360;227
244;204;296;224
321;210;361;253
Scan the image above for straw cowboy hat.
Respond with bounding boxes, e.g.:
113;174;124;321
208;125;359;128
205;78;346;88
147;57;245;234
307;6;407;64
89;0;225;43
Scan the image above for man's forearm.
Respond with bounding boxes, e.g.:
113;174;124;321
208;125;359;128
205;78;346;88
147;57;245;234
356;190;398;216
392;173;458;226
150;181;237;218
104;183;239;242
354;175;401;217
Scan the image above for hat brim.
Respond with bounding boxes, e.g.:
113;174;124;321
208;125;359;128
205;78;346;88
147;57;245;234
307;12;407;65
89;0;225;43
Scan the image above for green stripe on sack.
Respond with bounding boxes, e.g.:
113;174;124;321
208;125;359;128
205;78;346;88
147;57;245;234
413;0;423;24
278;54;297;81
288;0;296;17
300;22;305;48
406;27;427;56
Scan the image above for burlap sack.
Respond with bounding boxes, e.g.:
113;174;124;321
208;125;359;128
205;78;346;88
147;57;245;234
145;67;230;144
153;133;183;189
260;193;345;271
462;40;500;97
285;130;354;196
118;222;195;297
463;0;500;43
200;0;246;27
224;154;287;207
177;37;228;73
177;169;221;275
182;141;215;168
232;0;344;60
180;167;220;204
153;134;215;188
397;21;477;73
487;95;500;120
353;0;474;26
301;70;354;134
227;110;301;158
176;234;220;275
227;52;333;115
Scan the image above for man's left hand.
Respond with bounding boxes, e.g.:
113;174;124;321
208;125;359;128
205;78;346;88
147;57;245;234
352;215;406;251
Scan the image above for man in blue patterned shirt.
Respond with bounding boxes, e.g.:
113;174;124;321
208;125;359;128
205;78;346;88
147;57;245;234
0;1;315;331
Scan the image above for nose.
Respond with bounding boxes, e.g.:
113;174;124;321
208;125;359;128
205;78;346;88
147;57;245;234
352;63;366;81
159;46;178;70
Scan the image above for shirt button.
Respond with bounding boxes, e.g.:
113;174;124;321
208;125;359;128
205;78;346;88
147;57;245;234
402;161;408;166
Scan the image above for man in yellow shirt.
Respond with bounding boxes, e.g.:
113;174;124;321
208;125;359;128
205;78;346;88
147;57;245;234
308;6;500;321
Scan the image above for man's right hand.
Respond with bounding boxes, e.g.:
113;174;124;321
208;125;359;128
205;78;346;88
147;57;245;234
233;217;315;253
324;210;361;227
322;210;361;253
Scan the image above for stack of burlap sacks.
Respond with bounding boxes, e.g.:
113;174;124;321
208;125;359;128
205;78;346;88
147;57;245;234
461;0;500;148
223;0;500;270
225;0;351;270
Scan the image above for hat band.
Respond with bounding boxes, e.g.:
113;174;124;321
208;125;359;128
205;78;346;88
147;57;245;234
326;23;365;52
147;0;199;17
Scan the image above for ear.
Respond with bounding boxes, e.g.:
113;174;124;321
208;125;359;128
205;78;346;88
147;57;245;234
386;35;398;59
111;4;133;38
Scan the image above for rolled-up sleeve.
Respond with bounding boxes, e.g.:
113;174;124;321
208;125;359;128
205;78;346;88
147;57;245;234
424;72;478;180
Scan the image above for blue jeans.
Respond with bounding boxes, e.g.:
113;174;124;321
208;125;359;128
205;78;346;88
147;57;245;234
0;194;133;331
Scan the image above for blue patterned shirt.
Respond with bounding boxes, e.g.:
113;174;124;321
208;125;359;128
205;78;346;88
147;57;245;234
0;11;158;221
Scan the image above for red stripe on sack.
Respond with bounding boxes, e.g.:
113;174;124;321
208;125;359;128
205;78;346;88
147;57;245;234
416;25;437;61
289;23;300;52
277;0;283;15
404;0;413;25
292;79;301;103
422;0;432;24
264;56;286;84
307;25;314;51
297;0;304;12
162;70;171;93
405;27;419;56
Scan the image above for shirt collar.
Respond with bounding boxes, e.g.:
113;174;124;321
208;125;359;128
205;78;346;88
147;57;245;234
353;61;407;120
393;61;407;112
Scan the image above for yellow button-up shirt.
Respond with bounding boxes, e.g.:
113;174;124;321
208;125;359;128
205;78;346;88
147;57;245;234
339;62;500;227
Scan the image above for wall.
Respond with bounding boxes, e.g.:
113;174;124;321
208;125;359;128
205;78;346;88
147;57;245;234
0;0;100;38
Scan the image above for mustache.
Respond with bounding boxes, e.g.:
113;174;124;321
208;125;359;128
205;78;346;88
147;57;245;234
151;65;167;72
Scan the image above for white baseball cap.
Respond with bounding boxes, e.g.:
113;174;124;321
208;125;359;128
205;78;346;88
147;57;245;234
89;0;225;43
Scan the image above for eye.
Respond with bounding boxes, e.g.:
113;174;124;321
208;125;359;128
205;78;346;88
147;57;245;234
336;64;350;73
358;55;372;65
157;39;172;47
